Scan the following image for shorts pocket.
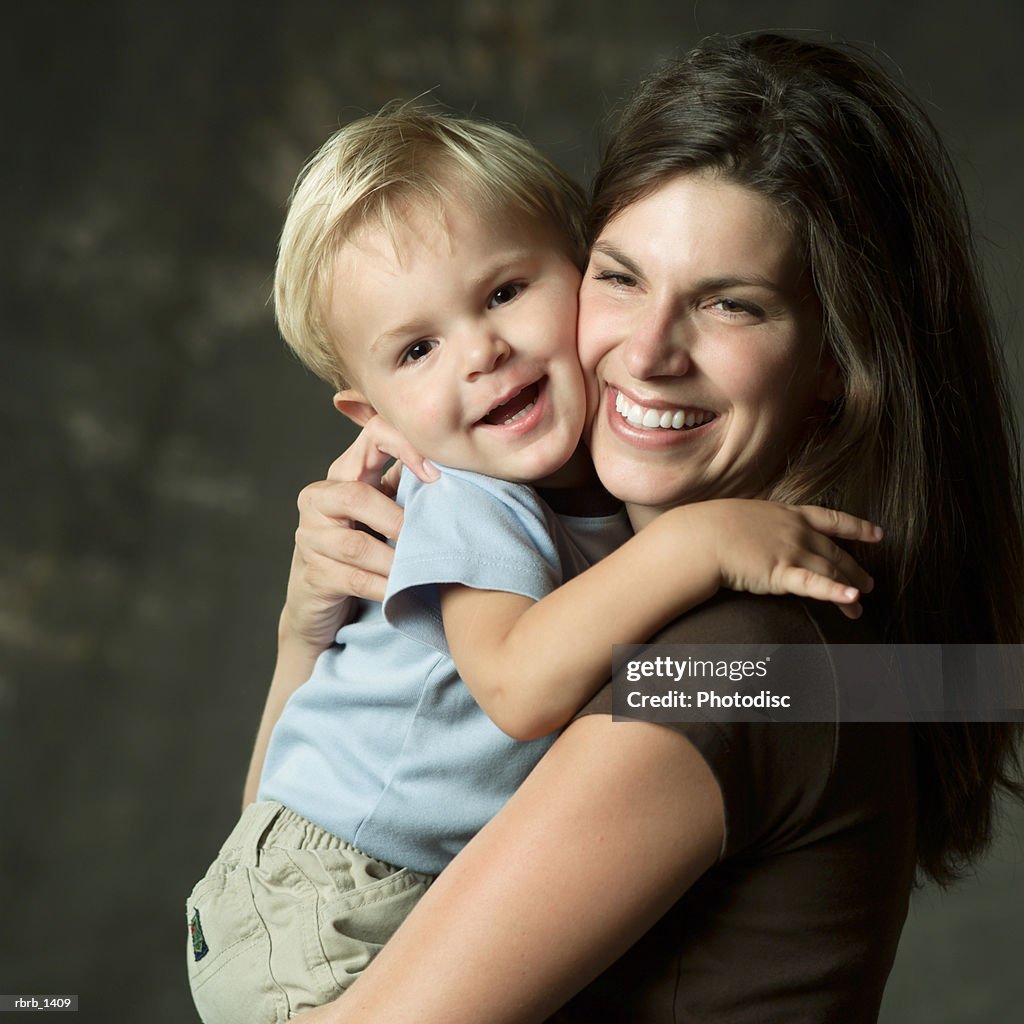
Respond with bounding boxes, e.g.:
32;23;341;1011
185;868;284;1024
317;865;432;988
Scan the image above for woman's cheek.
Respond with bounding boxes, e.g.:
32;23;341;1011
576;291;614;378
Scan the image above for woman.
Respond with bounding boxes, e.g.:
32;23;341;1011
287;34;1024;1022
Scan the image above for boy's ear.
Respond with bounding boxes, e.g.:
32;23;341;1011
333;389;378;427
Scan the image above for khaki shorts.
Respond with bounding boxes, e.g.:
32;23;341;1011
186;801;433;1024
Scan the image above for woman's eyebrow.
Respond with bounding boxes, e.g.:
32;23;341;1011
590;241;644;277
694;274;780;292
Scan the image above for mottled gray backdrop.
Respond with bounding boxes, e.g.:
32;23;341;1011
3;1;1022;1021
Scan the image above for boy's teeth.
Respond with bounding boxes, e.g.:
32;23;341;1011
502;401;535;425
483;381;541;426
615;391;713;431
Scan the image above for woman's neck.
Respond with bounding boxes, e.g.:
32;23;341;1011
535;445;622;517
625;502;665;532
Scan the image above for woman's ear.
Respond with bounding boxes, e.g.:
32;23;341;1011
333;389;377;427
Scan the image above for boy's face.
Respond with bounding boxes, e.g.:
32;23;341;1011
326;199;585;484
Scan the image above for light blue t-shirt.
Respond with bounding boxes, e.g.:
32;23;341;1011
258;466;632;874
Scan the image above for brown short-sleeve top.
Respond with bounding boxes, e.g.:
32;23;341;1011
551;593;917;1024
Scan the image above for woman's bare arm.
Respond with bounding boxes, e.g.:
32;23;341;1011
295;713;723;1024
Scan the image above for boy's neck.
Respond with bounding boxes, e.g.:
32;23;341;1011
534;445;621;516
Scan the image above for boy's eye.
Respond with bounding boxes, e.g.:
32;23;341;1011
402;339;438;364
488;282;523;307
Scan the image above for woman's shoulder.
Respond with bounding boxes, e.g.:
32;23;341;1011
577;591;907;857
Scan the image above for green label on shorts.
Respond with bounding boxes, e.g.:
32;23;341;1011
190;907;209;961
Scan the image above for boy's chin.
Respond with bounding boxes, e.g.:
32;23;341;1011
525;446;594;489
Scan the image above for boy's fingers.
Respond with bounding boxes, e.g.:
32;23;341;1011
834;600;864;620
796;505;883;542
779;564;861;606
824;544;874;595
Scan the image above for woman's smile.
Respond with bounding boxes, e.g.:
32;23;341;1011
612;386;717;431
605;386;719;445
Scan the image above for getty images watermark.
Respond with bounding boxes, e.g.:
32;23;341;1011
612;644;1024;723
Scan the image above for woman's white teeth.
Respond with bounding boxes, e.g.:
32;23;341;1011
615;392;712;431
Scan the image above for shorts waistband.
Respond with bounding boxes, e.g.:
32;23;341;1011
218;801;393;869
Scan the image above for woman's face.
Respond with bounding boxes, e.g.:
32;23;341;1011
578;172;837;528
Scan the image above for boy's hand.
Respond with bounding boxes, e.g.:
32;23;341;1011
685;500;881;619
282;417;434;649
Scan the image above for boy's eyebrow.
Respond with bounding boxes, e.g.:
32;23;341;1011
370;321;432;351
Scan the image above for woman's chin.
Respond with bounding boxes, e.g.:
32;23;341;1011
592;456;696;520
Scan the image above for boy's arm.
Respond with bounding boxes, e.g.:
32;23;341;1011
442;499;879;742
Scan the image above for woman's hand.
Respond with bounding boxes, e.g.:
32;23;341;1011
282;416;437;651
672;500;882;619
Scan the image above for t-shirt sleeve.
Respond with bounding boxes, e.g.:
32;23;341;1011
576;592;841;858
382;467;566;655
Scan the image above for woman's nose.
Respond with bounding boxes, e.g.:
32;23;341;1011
620;306;693;380
461;331;511;379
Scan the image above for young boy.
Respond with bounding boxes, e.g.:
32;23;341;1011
186;106;875;1022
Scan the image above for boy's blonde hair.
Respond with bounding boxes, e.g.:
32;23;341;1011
274;104;588;388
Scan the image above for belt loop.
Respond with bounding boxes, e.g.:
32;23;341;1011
220;801;284;868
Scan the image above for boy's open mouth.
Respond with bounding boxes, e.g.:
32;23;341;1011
481;380;542;426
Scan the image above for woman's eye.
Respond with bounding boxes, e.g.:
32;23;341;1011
402;339;438;364
488;282;523;308
710;298;761;317
593;270;637;288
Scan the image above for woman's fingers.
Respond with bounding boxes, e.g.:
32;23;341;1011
294;481;402;604
283;418;420;644
303;551;389;604
300;521;397;583
300;479;405;542
327;416;438;487
380;458;406;497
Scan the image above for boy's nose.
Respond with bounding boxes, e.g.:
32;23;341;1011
461;333;511;379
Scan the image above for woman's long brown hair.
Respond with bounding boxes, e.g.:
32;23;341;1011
591;33;1024;884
